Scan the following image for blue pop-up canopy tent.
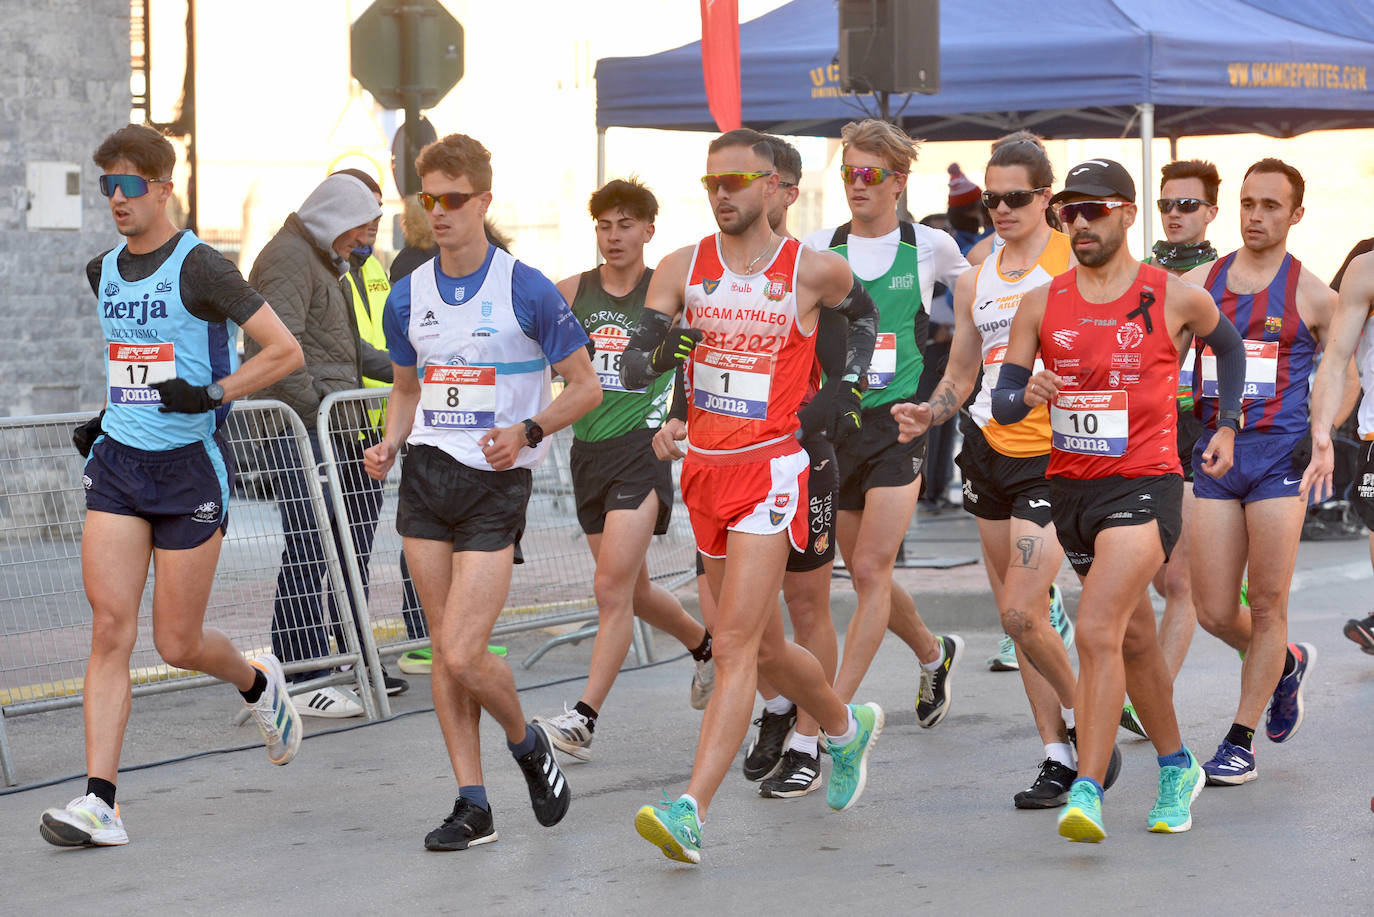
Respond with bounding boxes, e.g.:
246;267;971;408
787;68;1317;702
595;0;1374;245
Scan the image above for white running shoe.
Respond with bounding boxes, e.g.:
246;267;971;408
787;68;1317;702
40;793;128;847
296;685;365;719
689;657;715;710
247;653;303;764
533;706;594;761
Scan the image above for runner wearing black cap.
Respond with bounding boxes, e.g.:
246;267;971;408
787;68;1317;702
991;158;1246;843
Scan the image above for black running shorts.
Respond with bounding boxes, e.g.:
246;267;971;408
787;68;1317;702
955;416;1052;527
396;444;531;555
788;433;838;572
570;427;673;536
1049;473;1184;576
835;407;928;511
1353;440;1374;531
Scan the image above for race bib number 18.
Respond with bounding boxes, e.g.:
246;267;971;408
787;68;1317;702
692;346;773;419
108;342;176;405
590;330;637;393
421;365;496;429
1051;390;1128;457
866;333;897;389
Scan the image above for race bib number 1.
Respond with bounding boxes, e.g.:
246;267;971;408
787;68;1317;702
866;333;897;389
1051;390;1128;457
421;365;496;429
107;342;176;405
692;346;773;419
1200;340;1277;400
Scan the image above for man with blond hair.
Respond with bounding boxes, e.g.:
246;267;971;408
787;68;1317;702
801;119;971;728
363;133;601;851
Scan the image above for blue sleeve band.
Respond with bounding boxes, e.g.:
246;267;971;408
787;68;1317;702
991;362;1034;425
512;262;590;365
382;277;416;367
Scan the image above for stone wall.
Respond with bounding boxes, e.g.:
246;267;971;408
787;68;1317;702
0;0;131;418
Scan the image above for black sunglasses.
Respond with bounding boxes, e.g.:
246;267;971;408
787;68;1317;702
1157;197;1209;214
418;190;483;211
981;188;1049;210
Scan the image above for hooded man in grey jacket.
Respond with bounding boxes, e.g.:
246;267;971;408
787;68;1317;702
247;174;404;713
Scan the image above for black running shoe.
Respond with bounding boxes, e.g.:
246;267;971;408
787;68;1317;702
1013;758;1077;809
916;635;965;728
516;724;570;827
742;705;797;781
1068;726;1122;790
424;798;497;851
759;748;822;798
1343;615;1374;655
383;669;409;697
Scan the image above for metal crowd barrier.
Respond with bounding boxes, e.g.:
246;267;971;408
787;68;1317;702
317;387;701;714
0;401;376;786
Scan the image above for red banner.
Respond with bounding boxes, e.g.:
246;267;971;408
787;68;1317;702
700;0;741;131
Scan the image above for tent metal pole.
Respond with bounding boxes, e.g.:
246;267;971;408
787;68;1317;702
596;128;606;266
1139;103;1155;254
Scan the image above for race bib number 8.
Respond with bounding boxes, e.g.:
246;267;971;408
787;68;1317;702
421;364;496;429
867;333;896;389
1200;340;1277;400
1051;390;1128;457
108;342;176;405
692;346;773;419
590;330;639;393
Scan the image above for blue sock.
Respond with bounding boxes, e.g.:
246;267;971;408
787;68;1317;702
1157;747;1190;769
508;723;538;758
459;784;488;812
1072;776;1104;799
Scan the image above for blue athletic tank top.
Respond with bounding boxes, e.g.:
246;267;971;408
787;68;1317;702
1193;252;1315;439
98;231;239;451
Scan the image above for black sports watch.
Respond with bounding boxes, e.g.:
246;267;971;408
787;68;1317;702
205;382;226;407
522;418;544;448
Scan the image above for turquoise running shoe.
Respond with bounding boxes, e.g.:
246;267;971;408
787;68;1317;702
1049;584;1074;650
988;633;1019;671
635;794;702;864
1148;748;1203;833
826;702;884;811
1057;780;1106;843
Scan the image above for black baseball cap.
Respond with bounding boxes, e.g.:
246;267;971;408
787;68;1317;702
1050;159;1136;205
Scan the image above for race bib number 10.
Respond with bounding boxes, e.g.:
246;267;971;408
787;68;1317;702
1200;340;1277;400
692;346;773;419
108;342;176;405
421;365;496;429
1051;390;1128;457
866;333;897;389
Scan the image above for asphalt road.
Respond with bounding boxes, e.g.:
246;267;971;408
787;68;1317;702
1;512;1372;915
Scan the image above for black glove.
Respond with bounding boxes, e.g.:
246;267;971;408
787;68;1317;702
649;328;703;374
150;378;222;414
72;410;104;458
826;376;863;443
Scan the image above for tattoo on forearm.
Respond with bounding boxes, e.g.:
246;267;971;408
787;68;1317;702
929;384;960;424
1011;535;1042;569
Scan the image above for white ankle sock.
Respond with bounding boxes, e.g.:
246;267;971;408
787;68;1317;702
679;793;701;825
1047;742;1075;768
763;694;794;716
787;732;819;757
920;639;946;672
830;708;858;747
1061;705;1075;729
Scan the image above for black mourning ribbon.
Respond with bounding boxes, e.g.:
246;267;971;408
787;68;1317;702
1127;289;1157;334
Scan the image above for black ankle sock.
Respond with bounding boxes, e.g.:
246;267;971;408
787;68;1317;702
240;669;268;704
1281;647;1296;677
87;777;117;808
1225;722;1255;750
574;701;598;732
691;631;713;662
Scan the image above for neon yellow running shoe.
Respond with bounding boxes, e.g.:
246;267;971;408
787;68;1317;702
635;795;702;864
1058;780;1106;843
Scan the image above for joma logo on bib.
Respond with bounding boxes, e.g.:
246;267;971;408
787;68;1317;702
103;296;169;326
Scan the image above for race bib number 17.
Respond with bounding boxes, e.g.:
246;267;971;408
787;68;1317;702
108;342;176;405
421;365;496;429
692;346;773;419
